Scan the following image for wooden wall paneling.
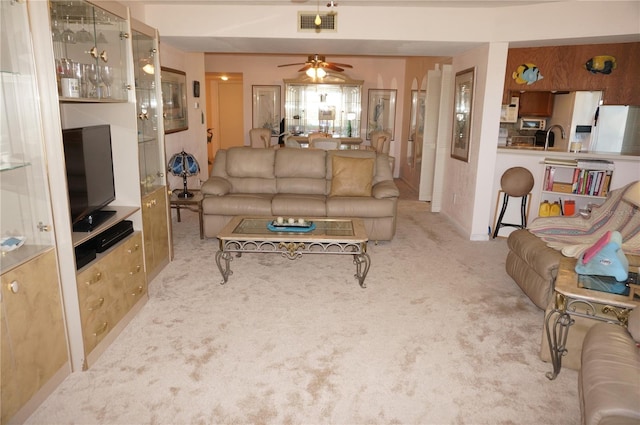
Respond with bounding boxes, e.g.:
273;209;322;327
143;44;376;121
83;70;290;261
503;42;640;106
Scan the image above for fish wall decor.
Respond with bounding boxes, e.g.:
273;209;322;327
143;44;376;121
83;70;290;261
512;63;544;85
584;55;617;74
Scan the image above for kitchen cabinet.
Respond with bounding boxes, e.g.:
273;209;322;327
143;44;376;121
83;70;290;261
76;232;145;364
517;91;554;117
1;2;69;422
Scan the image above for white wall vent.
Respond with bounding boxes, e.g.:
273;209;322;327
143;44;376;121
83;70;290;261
298;12;337;32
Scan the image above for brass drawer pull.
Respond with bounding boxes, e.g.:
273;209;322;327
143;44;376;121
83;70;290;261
129;265;142;275
132;285;144;296
128;244;140;254
87;298;105;311
85;272;103;285
93;322;108;336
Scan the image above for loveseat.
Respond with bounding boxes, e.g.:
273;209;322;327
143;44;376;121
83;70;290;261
200;147;399;241
579;307;640;425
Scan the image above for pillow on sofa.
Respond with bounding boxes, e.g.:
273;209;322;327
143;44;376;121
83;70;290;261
329;155;374;197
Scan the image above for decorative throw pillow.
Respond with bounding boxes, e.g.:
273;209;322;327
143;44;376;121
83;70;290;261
329;155;374;197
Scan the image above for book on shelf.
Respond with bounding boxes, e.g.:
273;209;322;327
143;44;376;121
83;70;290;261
576;159;615;171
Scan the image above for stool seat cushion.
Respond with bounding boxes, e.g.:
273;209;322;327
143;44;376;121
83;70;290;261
501;166;534;197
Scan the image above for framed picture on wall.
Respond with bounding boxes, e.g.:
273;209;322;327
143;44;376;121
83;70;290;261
366;89;396;140
451;67;475;162
161;67;188;134
252;85;281;136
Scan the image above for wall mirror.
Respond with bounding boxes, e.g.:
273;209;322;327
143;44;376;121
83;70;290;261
451;67;475;162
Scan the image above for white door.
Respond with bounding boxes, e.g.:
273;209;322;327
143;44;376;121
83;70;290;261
419;67;442;201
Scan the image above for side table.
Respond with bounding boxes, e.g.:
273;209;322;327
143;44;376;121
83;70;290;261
544;255;639;380
169;189;204;239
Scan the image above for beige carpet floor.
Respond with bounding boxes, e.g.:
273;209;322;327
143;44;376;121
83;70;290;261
25;193;579;424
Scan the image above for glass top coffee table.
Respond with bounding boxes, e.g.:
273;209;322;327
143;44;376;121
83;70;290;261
215;216;371;287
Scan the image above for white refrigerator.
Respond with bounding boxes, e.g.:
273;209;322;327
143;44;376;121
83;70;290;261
591;105;640;154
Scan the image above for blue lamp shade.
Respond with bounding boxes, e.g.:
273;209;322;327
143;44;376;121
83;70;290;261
168;150;200;198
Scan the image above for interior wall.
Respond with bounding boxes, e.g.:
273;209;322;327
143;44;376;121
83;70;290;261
441;42;508;240
158;43;208;191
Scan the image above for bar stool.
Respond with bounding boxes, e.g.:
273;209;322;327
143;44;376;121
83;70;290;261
492;167;534;238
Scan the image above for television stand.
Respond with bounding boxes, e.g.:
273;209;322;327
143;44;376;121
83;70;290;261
73;210;117;232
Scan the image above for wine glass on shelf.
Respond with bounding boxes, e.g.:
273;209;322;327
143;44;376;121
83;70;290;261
61;16;75;44
100;65;113;98
75;18;93;43
86;63;100;98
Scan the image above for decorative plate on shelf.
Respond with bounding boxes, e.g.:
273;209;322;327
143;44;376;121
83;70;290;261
1;236;25;252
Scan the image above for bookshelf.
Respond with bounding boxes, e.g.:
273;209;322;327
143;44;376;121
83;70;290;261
541;158;614;216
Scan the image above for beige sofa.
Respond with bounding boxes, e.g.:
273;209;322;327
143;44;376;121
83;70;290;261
200;147;399;241
579;307;640;425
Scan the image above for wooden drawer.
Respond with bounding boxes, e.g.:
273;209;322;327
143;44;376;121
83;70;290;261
76;232;145;356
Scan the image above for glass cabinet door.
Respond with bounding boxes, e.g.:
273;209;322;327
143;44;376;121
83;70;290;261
50;0;129;102
132;20;164;195
1;0;55;272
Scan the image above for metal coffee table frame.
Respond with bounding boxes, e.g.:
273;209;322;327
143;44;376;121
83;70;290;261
544;255;639;380
215;216;371;287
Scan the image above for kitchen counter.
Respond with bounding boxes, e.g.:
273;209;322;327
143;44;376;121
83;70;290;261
497;146;640;162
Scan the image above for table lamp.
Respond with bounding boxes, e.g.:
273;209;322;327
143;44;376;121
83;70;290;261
168;150;200;198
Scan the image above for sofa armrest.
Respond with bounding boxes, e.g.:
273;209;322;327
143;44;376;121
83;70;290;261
201;176;231;196
372;180;400;199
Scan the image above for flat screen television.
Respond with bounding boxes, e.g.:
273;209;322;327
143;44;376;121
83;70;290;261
62;124;116;232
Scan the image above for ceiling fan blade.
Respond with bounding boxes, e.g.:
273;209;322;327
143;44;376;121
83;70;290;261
298;64;312;72
330;62;353;68
278;62;307;67
324;63;344;72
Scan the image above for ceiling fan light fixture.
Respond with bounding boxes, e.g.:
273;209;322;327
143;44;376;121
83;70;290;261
306;67;326;79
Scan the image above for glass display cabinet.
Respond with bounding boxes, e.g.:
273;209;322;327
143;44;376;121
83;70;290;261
284;73;362;138
1;0;56;273
132;19;164;195
49;0;130;102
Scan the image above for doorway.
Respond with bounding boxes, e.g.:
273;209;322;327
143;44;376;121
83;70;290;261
205;72;244;174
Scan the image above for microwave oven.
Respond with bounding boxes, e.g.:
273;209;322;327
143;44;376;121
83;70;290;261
520;118;546;131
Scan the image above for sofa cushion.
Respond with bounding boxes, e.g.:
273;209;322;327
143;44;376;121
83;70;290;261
327;196;396;218
506;229;563;309
271;194;327;217
226;147;275;178
275;149;326;179
201;193;273;216
201;176;231;196
580;322;640;425
329;155;374;197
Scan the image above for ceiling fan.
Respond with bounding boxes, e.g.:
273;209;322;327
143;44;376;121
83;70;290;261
278;54;353;75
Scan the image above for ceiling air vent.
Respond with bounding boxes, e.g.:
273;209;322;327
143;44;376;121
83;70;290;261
298;12;337;32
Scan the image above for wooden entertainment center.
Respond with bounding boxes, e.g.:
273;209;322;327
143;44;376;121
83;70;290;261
0;1;171;422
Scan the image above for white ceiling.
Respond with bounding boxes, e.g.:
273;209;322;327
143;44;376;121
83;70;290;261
133;1;639;57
